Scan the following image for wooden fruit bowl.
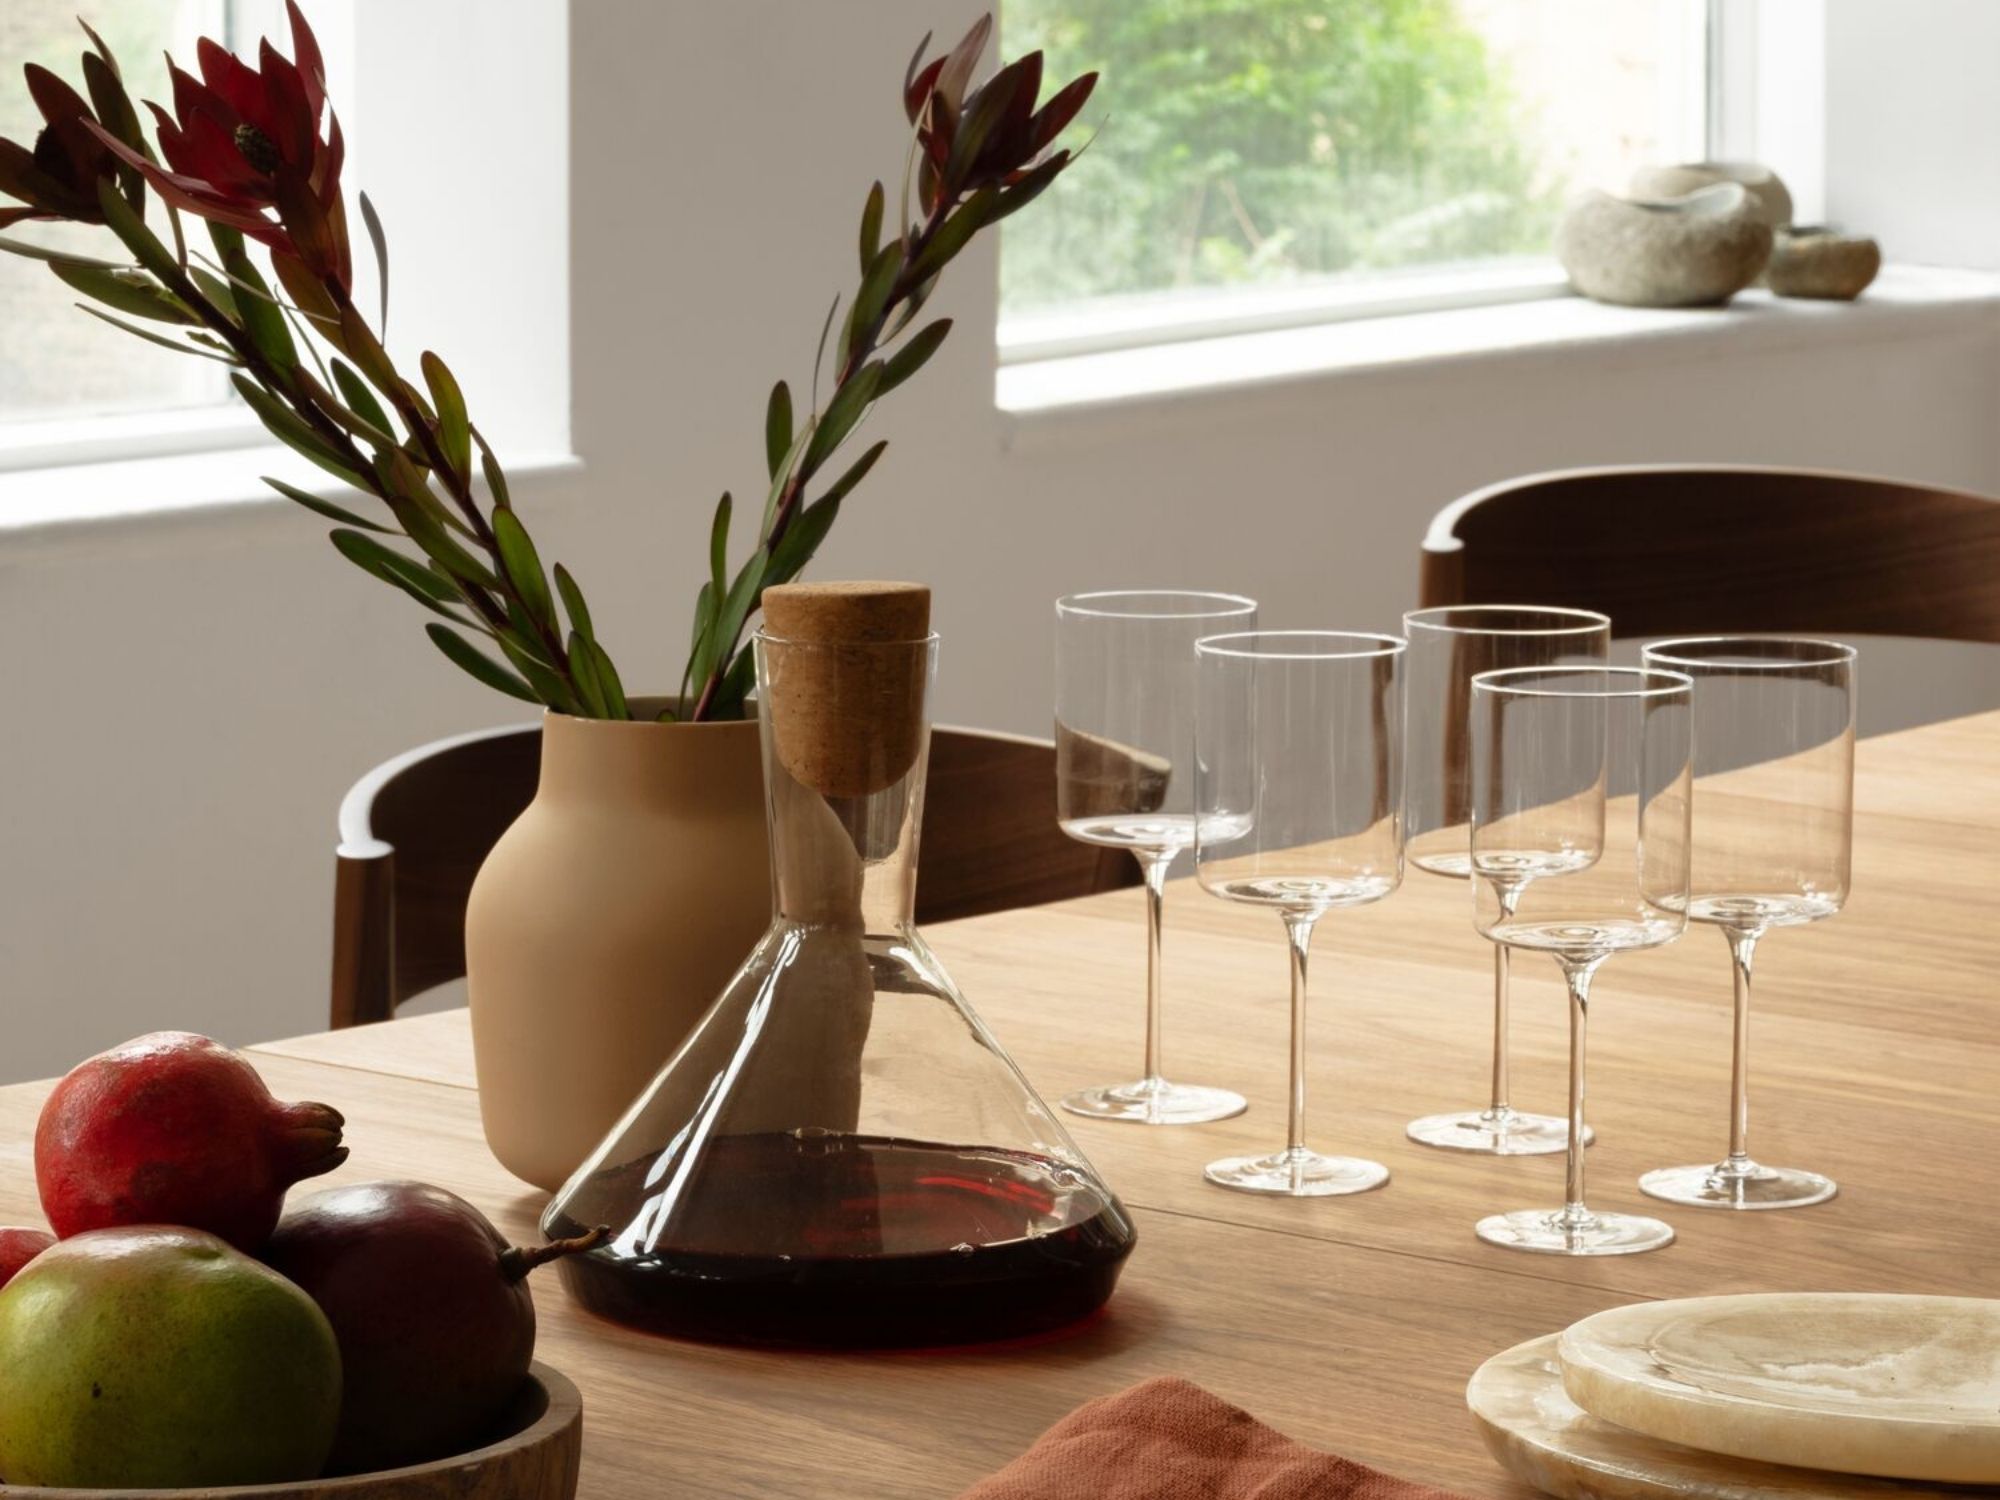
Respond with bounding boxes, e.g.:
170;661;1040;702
0;1362;581;1500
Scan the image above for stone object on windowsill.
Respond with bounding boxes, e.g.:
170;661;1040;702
1628;161;1793;229
1556;184;1774;309
1766;227;1882;301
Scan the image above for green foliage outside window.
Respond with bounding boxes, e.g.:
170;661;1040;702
1003;0;1562;311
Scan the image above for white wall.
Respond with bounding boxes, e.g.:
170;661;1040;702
1825;0;2000;270
0;0;1995;1081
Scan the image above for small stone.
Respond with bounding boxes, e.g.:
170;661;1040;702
1556;183;1774;308
1629;160;1793;228
1767;227;1882;300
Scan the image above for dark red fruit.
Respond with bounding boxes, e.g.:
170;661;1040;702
0;1227;55;1289
262;1181;605;1473
36;1031;347;1251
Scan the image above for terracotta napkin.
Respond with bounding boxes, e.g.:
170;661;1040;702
957;1377;1467;1500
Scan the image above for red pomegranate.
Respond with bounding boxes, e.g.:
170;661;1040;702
36;1032;347;1250
0;1227;55;1289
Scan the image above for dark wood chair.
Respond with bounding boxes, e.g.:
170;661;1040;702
332;724;1137;1028
1419;464;2000;641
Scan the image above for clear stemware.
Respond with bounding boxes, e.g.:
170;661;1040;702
1401;604;1611;1156
1638;637;1857;1211
1055;591;1258;1125
1193;631;1406;1196
1470;666;1692;1255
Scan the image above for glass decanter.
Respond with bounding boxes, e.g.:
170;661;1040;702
541;584;1138;1348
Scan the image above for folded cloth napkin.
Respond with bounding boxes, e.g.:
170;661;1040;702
957;1377;1467;1500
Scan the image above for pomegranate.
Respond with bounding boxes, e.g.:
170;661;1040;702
36;1031;347;1250
0;1227;55;1289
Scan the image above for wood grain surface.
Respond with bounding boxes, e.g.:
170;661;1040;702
10;711;1997;1499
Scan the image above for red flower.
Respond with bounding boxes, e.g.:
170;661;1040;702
89;1;351;291
0;63;122;228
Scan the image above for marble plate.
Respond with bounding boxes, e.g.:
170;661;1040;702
1558;1295;2000;1484
1468;1335;1982;1499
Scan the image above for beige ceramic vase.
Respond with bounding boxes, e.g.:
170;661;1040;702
465;707;771;1191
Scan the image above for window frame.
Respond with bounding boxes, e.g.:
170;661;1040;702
997;0;1785;367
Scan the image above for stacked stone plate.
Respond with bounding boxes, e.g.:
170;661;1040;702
1467;1293;2000;1496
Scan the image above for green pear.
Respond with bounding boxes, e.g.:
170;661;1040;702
0;1226;341;1486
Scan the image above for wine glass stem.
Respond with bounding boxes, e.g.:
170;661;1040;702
1282;911;1318;1154
1726;927;1762;1168
1488;883;1521;1116
1135;849;1174;1084
1557;957;1601;1226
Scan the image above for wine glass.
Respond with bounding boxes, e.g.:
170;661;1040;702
1470;666;1692;1254
1055;591;1258;1125
1401;605;1611;1156
1638;637;1856;1211
1193;631;1405;1196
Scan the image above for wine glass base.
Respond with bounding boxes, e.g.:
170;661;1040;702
1639;1160;1837;1210
1405;1107;1592;1156
1476;1208;1675;1256
1060;1078;1247;1126
1204;1147;1389;1197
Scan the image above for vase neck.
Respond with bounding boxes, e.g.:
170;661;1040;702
537;710;761;811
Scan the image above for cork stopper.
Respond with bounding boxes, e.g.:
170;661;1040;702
761;583;932;798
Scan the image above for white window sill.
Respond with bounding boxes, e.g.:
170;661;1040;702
995;264;2000;420
0;441;585;560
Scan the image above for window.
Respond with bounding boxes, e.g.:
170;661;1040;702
1001;0;1712;358
0;0;279;441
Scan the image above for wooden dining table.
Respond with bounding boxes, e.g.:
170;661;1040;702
2;708;1995;1498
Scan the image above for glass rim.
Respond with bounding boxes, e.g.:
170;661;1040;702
1641;634;1858;670
754;627;940;649
1403;603;1611;637
1195;629;1407;661
1056;590;1259;621
1472;664;1692;700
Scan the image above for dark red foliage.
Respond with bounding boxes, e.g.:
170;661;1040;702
0;63;123;228
88;1;351;289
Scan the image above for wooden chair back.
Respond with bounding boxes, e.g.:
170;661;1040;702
332;724;1137;1028
1420;465;2000;641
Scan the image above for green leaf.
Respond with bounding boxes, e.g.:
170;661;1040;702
909;184;998;283
420;351;471;477
474;427;512;510
329;528;469;618
0;235;129;271
492;506;556;636
708;491;732;621
761;418;816;532
190;267;237;320
718;549;768;653
426;624;539;703
803;359;883;474
986;150;1072;225
51;263;195;324
80;50;146;209
495;633;578;713
842;240;904;365
764;380;792;480
858;180;885;276
810;293;839;409
331;359;395;438
75;305;240;365
767;495;842;590
589;637;629;719
232;374;373;488
567;629;609;717
93;177;179;287
359;191;389;333
879;318;951;395
263;475;389;533
553;563;594;639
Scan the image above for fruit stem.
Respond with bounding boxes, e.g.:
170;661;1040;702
499;1224;609;1283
